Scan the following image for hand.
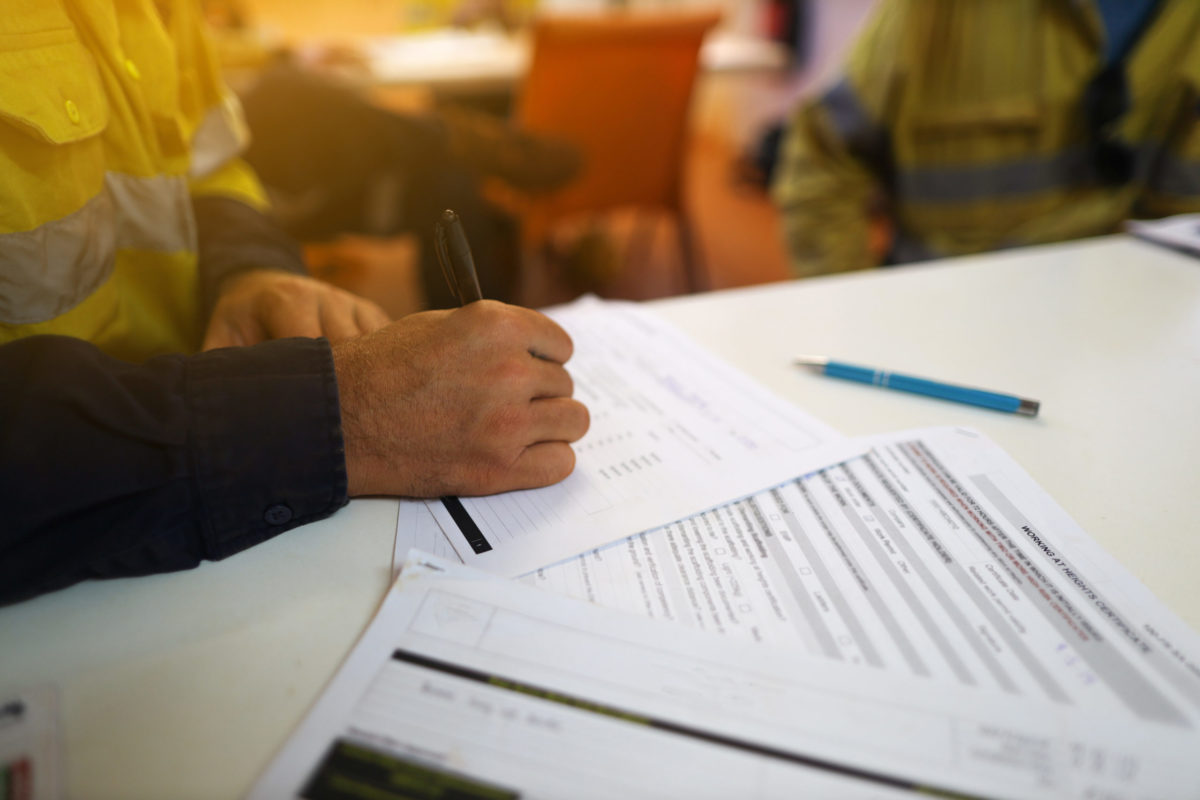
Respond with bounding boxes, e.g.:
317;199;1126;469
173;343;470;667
332;300;590;497
203;270;391;350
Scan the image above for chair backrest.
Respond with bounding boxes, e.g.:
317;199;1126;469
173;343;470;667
515;11;721;221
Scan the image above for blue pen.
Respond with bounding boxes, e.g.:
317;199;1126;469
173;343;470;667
794;356;1040;417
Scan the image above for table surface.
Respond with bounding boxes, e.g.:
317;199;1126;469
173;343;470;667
357;27;789;89
2;234;1198;799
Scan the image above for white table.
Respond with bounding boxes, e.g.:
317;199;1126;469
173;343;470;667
2;235;1198;799
357;28;788;90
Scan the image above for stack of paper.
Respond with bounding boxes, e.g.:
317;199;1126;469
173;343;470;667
251;298;1200;799
1128;213;1200;259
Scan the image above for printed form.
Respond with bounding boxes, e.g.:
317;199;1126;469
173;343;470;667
401;427;1200;729
251;555;1200;799
429;296;857;576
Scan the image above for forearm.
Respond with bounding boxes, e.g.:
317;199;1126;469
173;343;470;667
0;336;347;604
193;193;309;320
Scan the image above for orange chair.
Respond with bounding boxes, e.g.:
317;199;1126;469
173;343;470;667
505;11;721;295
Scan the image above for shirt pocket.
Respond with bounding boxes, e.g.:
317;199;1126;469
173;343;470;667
903;100;1049;173
0;27;110;234
0;28;109;145
0;25;114;325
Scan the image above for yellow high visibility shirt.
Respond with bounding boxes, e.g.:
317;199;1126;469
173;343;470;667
0;0;268;361
772;0;1200;277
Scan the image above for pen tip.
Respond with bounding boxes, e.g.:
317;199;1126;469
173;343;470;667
440;208;460;225
793;355;828;369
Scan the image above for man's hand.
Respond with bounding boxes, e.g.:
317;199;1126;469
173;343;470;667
333;301;590;497
203;270;391;350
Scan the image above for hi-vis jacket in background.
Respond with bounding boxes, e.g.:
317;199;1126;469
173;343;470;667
0;0;287;360
772;0;1200;277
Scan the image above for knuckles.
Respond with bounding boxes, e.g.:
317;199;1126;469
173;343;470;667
448;442;577;496
479;404;532;444
488;355;536;390
456;301;572;363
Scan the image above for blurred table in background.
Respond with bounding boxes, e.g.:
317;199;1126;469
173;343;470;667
334;26;787;91
208;11;798;306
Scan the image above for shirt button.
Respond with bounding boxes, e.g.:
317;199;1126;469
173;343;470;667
264;504;294;526
124;58;141;80
64;99;80;124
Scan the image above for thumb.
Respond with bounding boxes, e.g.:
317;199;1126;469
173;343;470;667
202;315;248;351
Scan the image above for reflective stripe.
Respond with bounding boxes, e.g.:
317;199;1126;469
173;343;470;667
896;144;1169;205
1150;152;1200;197
109;172;196;252
190;93;250;179
0;172;193;325
0;191;115;325
820;78;890;171
899;149;1092;204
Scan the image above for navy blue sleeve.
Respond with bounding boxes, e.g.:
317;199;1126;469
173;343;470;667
193;194;310;320
0;335;348;604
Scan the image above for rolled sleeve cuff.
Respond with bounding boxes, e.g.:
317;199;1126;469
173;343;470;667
186;337;348;559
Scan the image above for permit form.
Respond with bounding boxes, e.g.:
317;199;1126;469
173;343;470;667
251;554;1200;799
429;296;857;576
0;686;60;800
401;427;1200;728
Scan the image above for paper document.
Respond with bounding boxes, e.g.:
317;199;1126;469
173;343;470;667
431;296;855;576
401;427;1200;727
392;500;459;567
0;686;60;800
1128;213;1200;258
251;554;1200;799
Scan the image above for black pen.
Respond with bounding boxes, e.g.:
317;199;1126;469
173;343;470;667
434;209;483;305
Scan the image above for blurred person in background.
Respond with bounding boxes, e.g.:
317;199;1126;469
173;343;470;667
0;1;588;604
199;0;580;309
772;0;1200;278
237;59;580;309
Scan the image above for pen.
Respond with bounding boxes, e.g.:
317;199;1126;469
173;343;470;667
434;209;483;305
794;356;1040;417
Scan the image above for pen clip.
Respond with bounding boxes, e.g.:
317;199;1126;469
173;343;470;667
434;221;462;305
435;209;484;306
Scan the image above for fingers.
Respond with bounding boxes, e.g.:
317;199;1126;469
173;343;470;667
492;441;578;493
201;317;248;351
453;301;573;364
263;299;324;340
320;296;390;343
527;356;574;399
527;397;590;444
263;286;390;342
526;314;574;364
488;303;573;364
353;298;392;334
210;271;395;348
318;296;366;343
